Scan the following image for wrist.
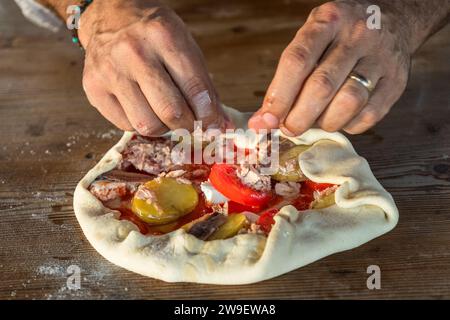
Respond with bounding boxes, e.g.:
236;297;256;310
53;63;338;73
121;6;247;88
37;0;101;48
77;0;101;48
77;0;165;49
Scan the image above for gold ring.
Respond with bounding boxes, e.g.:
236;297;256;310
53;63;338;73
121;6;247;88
348;72;375;93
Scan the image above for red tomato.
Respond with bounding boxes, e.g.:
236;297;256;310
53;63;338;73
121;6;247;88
228;201;261;214
303;180;335;192
293;193;314;211
209;164;273;207
256;209;279;234
293;180;335;211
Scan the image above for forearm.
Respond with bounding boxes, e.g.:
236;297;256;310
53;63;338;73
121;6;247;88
36;0;79;19
36;0;164;21
368;0;450;53
36;0;166;47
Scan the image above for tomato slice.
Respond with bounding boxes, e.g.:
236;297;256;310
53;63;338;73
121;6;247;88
293;180;336;211
293;193;314;211
209;164;273;207
256;209;279;234
228;201;261;214
303;180;335;192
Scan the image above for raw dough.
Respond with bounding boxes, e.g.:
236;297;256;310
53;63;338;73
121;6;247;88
73;106;398;284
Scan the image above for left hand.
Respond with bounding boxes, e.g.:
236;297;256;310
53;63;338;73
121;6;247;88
248;0;411;135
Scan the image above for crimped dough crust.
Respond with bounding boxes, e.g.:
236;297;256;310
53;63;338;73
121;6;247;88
73;106;398;284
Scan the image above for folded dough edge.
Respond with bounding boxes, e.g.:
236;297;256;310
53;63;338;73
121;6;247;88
73;106;398;284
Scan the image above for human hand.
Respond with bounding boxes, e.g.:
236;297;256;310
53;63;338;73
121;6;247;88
248;0;413;135
79;0;227;135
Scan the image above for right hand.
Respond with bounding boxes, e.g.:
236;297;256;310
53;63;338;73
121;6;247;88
248;0;412;136
79;0;228;135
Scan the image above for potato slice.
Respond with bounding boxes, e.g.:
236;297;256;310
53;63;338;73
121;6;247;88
208;214;248;240
131;177;198;224
311;192;336;209
272;145;310;182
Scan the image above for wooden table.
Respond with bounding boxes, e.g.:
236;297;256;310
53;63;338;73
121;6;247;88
0;0;449;300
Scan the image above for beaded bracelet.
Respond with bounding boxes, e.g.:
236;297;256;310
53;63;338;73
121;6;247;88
70;0;94;48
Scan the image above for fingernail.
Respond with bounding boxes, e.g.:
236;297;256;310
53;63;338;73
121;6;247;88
262;112;279;128
192;90;212;118
280;126;296;137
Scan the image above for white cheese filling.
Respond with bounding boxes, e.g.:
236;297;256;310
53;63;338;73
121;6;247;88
200;181;229;204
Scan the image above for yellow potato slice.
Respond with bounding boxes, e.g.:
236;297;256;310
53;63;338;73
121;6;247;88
272;145;310;182
131;177;198;225
208;214;248;240
311;192;336;209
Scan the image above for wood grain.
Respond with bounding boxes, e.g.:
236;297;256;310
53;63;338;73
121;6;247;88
0;0;449;299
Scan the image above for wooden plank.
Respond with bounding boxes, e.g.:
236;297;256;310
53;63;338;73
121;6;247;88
0;0;449;299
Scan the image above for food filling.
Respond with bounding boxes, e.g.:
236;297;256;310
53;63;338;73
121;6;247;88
89;134;338;240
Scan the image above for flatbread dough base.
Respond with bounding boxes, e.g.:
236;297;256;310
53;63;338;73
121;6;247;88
73;106;398;284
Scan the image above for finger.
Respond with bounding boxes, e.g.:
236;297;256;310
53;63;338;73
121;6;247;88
317;58;383;132
113;79;168;136
134;60;196;131
161;41;226;130
248;16;338;130
343;78;398;134
84;87;133;131
282;43;360;136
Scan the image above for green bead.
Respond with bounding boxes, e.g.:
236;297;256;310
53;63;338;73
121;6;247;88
72;37;79;43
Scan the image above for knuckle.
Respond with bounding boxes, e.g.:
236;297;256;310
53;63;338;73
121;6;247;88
319;120;340;133
112;35;145;63
360;109;380;125
182;76;207;100
310;2;342;24
149;18;179;44
283;120;306;137
350;20;369;43
310;70;336;100
262;92;290;111
148;18;166;32
157;100;183;124
147;8;174;28
338;43;355;56
281;45;310;69
98;57;117;79
341;85;368;108
153;24;173;41
120;36;141;54
304;20;329;35
82;71;104;96
104;67;121;86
